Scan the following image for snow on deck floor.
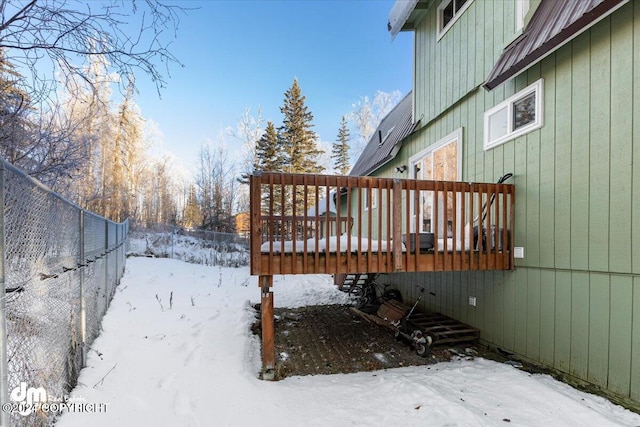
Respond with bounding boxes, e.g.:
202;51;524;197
56;257;640;427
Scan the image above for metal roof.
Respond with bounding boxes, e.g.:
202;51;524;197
349;92;415;177
484;0;628;90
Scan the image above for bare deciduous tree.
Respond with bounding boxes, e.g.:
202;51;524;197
347;89;402;158
0;0;183;96
0;0;184;192
196;142;238;233
229;106;263;184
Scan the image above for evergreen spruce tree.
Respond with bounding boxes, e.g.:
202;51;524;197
254;121;285;213
279;78;324;215
332;115;351;175
279;78;325;174
254;121;283;173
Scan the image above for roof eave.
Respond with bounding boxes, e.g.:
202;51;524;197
388;0;431;39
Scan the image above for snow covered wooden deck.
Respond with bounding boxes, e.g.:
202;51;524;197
249;172;515;375
249;172;515;276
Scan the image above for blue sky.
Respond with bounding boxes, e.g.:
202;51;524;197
135;0;413;171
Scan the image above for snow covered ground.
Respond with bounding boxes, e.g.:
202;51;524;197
55;251;640;426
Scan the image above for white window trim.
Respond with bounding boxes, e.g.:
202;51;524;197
364;189;377;212
483;78;544;150
409;128;463;176
409;128;463;233
437;0;474;41
515;0;530;32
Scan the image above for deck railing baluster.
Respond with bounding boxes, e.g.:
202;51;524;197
249;172;514;276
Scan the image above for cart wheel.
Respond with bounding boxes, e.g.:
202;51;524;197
415;343;430;357
425;334;434;346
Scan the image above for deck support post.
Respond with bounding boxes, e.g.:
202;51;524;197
260;275;275;380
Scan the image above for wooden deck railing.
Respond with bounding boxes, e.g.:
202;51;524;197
249;172;515;276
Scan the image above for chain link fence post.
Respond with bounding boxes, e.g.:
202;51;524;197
0;162;9;426
105;219;109;309
79;210;87;367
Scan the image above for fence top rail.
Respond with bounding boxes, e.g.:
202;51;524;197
253;172;515;194
1;159;129;228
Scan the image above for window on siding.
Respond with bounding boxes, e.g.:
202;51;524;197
409;129;462;234
364;189;377;211
484;79;543;150
437;0;473;39
516;0;531;32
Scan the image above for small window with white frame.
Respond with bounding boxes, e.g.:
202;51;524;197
364;189;377;211
437;0;474;39
484;78;543;150
516;0;530;32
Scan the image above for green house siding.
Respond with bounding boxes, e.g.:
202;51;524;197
414;0;521;127
377;1;640;407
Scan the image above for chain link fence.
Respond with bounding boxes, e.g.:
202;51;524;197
130;224;249;267
0;160;128;426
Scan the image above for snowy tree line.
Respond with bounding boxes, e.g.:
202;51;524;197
0;0;402;232
0;0;183;226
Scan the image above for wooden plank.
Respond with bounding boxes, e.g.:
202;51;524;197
632;276;640;402
483;270;495;344
357;177;363;268
539;54;556;269
570;271;590;380
251;173;515;276
514;267;528;355
325;179;331;273
554;271;572;373
291;181;297;268
469;185;476;270
634;2;640;276
587;273;610;388
609;7;633;274
493;271;505;347
492;184;499;269
249;175;262;275
452;185;459;269
346;179;353;273
302;175;308;272
588;19;611;273
554;44;573;270
393;180;403;272
279;176;285;274
502;270;516;351
367;180;373;272
509;187;515;269
386;182;392;270
608;275;633;397
414;181;420;272
570;32;591;271
258;248;514;276
377;186;383;272
539;270;555;367
525;65;541;269
405;182;412;271
433;181;440;271
268;174;275;275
